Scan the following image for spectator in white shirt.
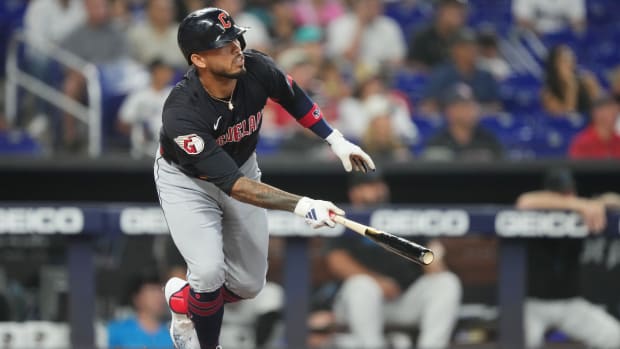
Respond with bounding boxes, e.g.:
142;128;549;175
128;0;186;69
513;0;586;35
24;0;85;49
117;59;174;157
326;0;406;68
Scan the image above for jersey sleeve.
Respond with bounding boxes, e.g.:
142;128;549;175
250;50;334;139
162;107;243;195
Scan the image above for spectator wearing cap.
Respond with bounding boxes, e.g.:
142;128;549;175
326;0;406;68
128;0;185;69
421;28;501;114
424;83;503;161
107;272;173;349
117;59;174;158
407;0;468;70
476;28;510;81
324;171;461;348
568;96;620;159
212;0;271;52
513;0;586;36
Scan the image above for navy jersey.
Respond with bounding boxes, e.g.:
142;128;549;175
159;50;332;194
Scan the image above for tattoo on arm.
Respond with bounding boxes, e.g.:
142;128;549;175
230;176;301;212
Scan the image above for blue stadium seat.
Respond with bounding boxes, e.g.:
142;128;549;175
530;113;586;158
393;70;429;106
0;130;42;155
499;74;542;113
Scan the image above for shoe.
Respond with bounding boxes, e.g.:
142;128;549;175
165;277;200;349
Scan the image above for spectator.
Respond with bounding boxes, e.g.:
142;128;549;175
293;0;345;27
610;66;620;105
360;94;415;161
568;96;620;159
326;0;406;68
325;171;462;349
269;0;297;54
213;0;271;52
24;0;85;50
421;29;501;113
338;68;415;142
424;83;503;161
407;0;468;70
128;0;185;69
477;28;510;81
117;59;174;158
516;168;620;349
542;45;601;116
107;272;173;349
60;0;130;149
294;25;324;66
513;0;586;35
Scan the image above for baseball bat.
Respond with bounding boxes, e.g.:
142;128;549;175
331;214;434;266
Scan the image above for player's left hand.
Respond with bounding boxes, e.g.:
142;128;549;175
326;130;376;173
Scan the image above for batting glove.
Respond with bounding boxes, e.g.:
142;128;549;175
326;130;376;173
294;197;345;229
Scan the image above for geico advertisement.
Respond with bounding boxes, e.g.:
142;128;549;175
120;208;169;234
370;209;470;236
495;210;589;237
0;207;83;234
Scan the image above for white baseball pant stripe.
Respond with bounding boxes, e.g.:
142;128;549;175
154;151;269;298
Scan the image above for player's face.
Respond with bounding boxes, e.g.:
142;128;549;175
203;39;246;79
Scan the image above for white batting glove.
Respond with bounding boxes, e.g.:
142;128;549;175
326;130;376;173
294;197;345;229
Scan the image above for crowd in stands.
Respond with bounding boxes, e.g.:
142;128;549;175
1;0;620;160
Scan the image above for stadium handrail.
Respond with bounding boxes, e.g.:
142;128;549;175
4;31;102;156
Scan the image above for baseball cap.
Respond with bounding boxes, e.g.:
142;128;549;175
440;83;476;108
450;28;477;47
543;168;576;194
348;170;385;189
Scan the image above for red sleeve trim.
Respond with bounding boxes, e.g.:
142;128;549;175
297;103;323;128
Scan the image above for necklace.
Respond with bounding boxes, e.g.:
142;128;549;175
204;86;235;111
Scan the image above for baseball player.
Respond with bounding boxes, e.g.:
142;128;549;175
154;8;375;349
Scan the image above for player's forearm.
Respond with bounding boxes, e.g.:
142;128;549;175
230;176;301;212
516;191;581;211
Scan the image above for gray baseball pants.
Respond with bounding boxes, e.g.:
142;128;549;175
154;152;268;298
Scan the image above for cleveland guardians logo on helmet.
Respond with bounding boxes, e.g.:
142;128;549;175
177;7;248;65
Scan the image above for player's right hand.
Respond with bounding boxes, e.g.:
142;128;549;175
294;197;345;229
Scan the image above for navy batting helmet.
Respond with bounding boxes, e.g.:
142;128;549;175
178;7;247;65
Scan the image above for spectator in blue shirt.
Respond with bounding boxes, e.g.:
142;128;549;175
108;272;173;349
421;28;501;114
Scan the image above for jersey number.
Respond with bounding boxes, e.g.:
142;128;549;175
218;13;232;29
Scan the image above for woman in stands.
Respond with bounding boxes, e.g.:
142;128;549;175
541;44;601;116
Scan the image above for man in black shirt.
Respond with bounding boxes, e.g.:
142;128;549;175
517;168;620;348
407;0;468;69
424;83;503;161
155;8;375;349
